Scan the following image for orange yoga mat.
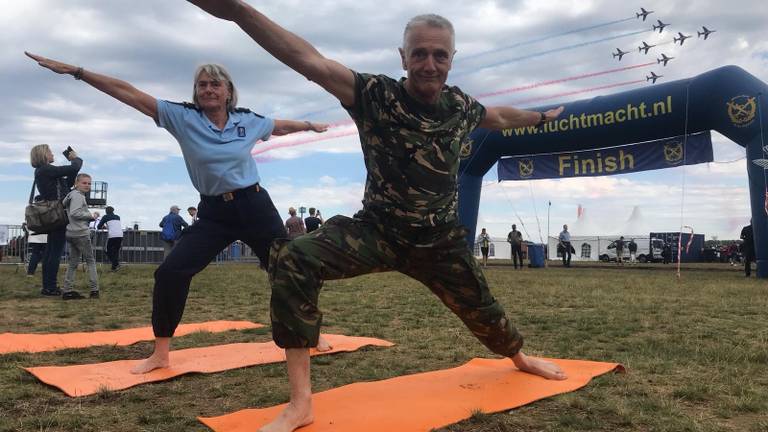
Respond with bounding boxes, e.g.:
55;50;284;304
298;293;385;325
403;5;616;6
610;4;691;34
199;357;623;432
1;321;262;354
25;334;393;397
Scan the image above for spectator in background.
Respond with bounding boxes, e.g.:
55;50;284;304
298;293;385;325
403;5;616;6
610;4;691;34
188;206;199;225
741;220;755;277
615;236;625;266
662;242;672;264
62;173;99;300
477;228;491;268
89;211;101;232
27;224;47;277
98;206;124;271
285;207;305;239
29;143;82;296
159;205;188;259
728;243;738;266
628;238;638;264
559;224;572;267
304;208;323;234
507;224;524;269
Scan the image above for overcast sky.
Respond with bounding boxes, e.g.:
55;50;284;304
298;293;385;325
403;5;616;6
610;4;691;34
2;0;767;240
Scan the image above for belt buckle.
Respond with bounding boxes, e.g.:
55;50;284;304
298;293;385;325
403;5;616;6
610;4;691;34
222;192;234;202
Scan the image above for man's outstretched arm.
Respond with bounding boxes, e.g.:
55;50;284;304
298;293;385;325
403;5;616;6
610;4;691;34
187;0;355;107
481;106;565;131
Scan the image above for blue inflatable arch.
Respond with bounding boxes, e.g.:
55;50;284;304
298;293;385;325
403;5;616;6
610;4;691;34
458;65;768;278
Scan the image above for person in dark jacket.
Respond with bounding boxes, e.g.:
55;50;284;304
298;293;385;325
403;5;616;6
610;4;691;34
29;144;82;296
740;221;755;277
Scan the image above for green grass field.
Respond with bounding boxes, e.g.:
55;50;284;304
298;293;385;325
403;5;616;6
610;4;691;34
0;261;766;432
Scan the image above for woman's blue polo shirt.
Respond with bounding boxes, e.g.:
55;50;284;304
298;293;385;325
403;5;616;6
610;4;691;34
156;99;274;196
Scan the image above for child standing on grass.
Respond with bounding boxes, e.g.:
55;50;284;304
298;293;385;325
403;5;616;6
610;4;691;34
62;173;99;300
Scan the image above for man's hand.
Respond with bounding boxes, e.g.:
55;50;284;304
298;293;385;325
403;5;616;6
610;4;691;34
25;52;78;76
187;0;243;21
543;106;565;121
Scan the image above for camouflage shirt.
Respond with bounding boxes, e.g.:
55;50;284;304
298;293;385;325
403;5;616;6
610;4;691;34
344;72;486;228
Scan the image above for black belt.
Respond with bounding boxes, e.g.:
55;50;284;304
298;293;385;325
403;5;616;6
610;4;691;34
201;183;260;202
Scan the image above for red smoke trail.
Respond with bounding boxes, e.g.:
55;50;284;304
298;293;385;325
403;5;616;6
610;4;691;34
510;79;647;106
253;76;651;156
252;125;357;156
475;62;655;99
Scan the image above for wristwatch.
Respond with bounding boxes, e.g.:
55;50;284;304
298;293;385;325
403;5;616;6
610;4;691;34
536;112;547;127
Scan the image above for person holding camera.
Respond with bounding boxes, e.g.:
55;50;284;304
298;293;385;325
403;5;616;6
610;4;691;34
26;51;331;373
304;208;323;234
29;144;82;296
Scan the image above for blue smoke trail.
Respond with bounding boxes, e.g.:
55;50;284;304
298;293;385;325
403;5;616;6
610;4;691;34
452;29;649;77
457;16;636;63
289;19;644;119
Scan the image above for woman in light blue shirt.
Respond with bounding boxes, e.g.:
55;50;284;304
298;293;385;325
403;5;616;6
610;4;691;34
26;52;331;373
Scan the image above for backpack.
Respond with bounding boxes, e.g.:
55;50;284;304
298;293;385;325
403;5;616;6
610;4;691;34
160;215;177;242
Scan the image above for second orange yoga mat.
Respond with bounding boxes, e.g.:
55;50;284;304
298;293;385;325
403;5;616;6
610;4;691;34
199;357;623;432
1;320;262;354
25;334;393;397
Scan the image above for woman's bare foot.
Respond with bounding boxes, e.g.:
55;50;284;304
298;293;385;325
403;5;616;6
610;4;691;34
511;352;568;380
315;335;333;352
130;353;170;374
258;400;314;432
130;337;171;374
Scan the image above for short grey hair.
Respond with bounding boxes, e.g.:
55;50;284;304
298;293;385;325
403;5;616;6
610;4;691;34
192;64;238;112
403;14;455;51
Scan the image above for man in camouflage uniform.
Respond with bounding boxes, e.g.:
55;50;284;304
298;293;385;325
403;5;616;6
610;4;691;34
190;2;566;431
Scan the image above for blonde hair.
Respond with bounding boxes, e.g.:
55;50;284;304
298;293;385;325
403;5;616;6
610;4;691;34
193;64;238;112
75;173;92;182
30;144;51;168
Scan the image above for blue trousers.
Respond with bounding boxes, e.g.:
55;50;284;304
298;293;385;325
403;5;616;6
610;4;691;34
152;185;285;337
41;227;66;292
27;243;46;275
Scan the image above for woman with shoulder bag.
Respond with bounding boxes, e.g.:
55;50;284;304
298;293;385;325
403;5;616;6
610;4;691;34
30;144;82;296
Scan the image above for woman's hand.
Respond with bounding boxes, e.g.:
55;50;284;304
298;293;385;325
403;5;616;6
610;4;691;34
306;121;329;133
25;52;79;76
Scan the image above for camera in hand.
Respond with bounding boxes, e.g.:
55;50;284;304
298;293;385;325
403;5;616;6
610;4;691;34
62;146;74;158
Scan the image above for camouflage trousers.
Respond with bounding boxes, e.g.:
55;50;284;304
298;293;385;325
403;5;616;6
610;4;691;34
268;212;524;357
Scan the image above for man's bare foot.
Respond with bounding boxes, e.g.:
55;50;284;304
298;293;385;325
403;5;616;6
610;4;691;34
511;352;568;380
258;401;314;432
130;353;169;374
315;335;333;352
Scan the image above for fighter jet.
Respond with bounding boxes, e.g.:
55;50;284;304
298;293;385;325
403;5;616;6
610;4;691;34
638;41;656;54
674;32;692;46
613;48;630;61
652;20;670;34
636;7;653;21
646;72;663;84
657;53;674;66
698;26;716;40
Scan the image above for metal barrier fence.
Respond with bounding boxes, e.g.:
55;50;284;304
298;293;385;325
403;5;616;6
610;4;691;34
0;225;260;266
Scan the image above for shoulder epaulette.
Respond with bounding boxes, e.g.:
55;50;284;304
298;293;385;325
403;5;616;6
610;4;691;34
234;107;265;118
167;101;200;111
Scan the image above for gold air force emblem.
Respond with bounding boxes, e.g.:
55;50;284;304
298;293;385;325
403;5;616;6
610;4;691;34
459;138;473;159
663;141;684;165
727;95;757;128
518;159;534;178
